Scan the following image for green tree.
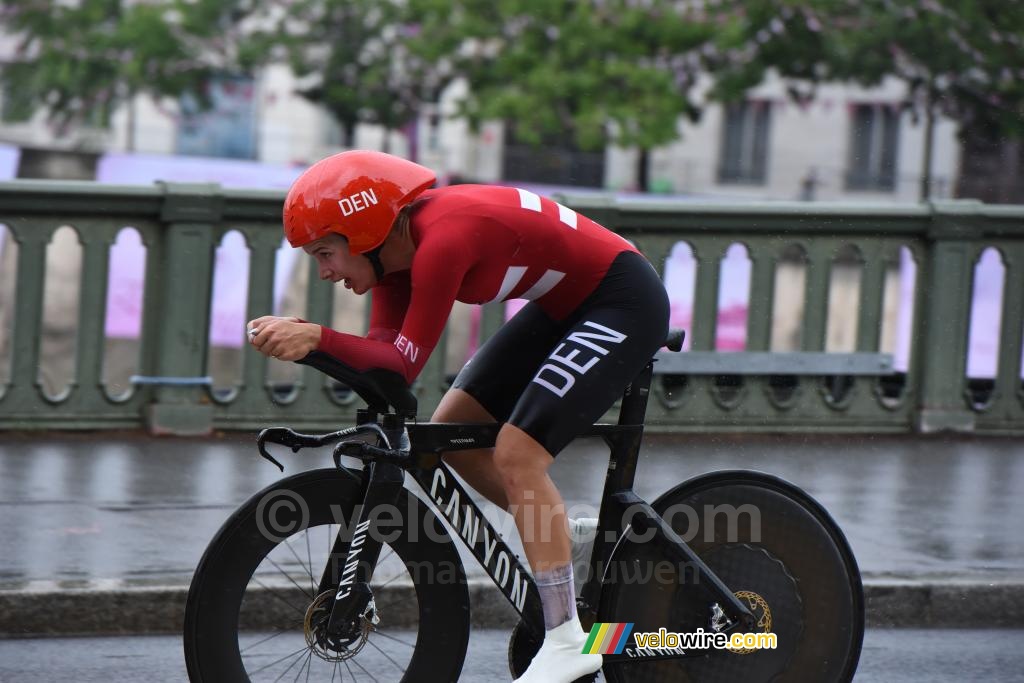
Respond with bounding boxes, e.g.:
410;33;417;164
0;0;229;150
704;0;1024;198
239;0;452;152
407;0;713;189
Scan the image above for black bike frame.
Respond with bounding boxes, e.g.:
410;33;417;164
288;359;755;663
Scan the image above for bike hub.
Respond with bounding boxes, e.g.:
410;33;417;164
303;590;377;662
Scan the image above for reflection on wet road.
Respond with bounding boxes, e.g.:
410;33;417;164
0;432;1021;585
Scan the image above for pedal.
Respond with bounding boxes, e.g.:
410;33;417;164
710;602;735;633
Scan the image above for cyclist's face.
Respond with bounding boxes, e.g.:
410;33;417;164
304;234;375;294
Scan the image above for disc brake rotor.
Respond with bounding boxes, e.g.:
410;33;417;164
304;590;376;663
676;543;803;683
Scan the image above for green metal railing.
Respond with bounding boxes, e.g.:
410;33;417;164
0;180;1021;435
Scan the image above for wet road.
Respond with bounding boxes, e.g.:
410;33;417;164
1;431;1022;587
0;629;1021;682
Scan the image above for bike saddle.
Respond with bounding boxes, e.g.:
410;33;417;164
297;351;418;418
665;328;685;352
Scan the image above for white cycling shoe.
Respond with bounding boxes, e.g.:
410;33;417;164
513;615;603;683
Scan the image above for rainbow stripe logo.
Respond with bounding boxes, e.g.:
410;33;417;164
582;622;635;655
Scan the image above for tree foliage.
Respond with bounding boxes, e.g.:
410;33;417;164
237;0;449;146
407;0;713;152
706;0;1024;137
236;0;715;154
2;0;1020;157
0;0;230;132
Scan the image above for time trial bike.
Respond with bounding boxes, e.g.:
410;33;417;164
183;329;864;682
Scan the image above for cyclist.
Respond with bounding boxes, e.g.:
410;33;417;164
248;150;669;683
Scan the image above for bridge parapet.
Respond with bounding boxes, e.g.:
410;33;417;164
0;181;1020;435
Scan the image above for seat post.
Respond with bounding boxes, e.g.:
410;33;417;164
581;360;654;616
617;361;654;426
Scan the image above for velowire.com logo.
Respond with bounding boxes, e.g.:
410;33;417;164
583;623;777;655
582;623;635;655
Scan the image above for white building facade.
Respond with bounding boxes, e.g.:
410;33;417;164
0;60;959;202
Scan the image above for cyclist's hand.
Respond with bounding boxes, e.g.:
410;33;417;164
247;316;319;361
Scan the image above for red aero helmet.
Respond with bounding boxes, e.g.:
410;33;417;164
283;150;436;253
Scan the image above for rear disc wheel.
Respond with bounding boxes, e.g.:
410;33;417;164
598;470;864;683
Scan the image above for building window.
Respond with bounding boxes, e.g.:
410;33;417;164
502;127;605;188
718;101;771;185
846;103;899;192
177;76;257;160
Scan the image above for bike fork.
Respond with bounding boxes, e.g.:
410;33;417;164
318;460;406;635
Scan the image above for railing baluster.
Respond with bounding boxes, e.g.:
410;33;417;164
914;205;976;432
747;243;776;352
840;240;891;415
72;223;116;406
642;237;673;283
991;242;1024;422
145;184;219;434
233;226;278;410
856;241;886;353
8;221;52;406
742;239;779;417
802;243;832;352
691;240;722;352
479;302;504;345
134;224;163;409
295;257;335;411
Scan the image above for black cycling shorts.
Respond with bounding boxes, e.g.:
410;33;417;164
452;250;670;456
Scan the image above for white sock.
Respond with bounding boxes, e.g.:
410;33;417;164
535;563;576;630
512;615;603;683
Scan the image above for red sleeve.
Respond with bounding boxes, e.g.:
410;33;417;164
317;227;474;383
366;272;410;343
